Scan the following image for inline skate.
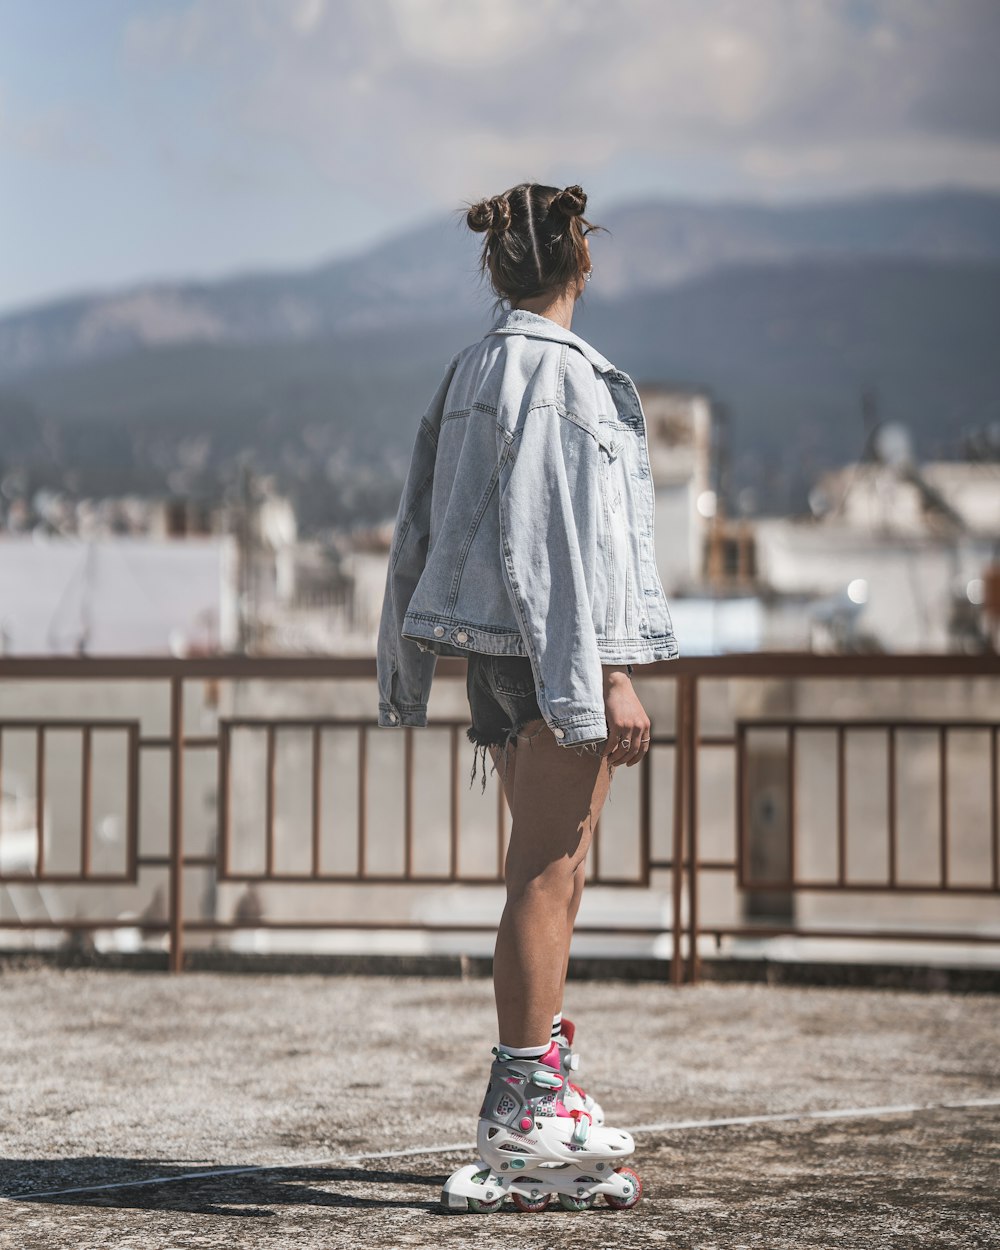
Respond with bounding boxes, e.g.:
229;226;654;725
555;1016;605;1125
441;1039;641;1213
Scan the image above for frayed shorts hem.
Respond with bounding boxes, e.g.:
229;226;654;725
465;719;610;795
466;717;547;794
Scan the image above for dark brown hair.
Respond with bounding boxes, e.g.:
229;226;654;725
455;182;609;316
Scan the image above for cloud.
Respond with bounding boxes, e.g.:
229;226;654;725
0;82;111;165
120;0;1000;200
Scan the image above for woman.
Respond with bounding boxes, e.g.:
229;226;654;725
377;182;679;1212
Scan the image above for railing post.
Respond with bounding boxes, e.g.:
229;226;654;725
670;675;688;986
686;675;700;984
168;675;185;973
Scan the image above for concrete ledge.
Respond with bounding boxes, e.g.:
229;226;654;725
696;955;1000;995
1;946;997;992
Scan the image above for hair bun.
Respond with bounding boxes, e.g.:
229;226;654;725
553;184;587;218
467;194;511;234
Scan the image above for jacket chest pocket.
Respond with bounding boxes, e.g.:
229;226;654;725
597;427;625;512
597;426;633;636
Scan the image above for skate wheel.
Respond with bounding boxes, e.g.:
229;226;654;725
603;1165;642;1210
511;1190;552;1212
466;1194;504;1213
465;1167;504;1213
557;1191;597;1211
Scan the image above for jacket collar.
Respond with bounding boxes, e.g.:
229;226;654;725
485;307;615;374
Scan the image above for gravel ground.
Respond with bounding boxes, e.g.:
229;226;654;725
0;966;998;1249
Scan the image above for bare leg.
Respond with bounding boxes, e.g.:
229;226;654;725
489;721;612;1048
557;860;587;1014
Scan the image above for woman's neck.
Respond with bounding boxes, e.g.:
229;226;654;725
511;287;577;330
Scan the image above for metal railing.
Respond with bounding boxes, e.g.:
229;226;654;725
0;654;997;982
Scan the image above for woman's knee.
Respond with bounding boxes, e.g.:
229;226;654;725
506;857;583;909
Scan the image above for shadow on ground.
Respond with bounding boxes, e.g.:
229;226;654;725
3;1159;448;1216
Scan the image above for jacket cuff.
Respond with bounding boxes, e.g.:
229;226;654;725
378;703;427;728
549;716;609;748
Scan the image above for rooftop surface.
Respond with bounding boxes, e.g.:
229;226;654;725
1;966;998;1249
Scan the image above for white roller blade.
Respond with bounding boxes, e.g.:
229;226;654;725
440;1039;641;1214
556;1016;605;1125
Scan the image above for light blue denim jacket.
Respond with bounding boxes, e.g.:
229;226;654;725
377;306;680;747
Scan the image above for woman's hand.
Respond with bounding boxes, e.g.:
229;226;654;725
601;666;650;768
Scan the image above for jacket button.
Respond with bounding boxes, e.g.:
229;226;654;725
434;625;445;636
553;727;565;739
456;630;468;642
387;711;398;724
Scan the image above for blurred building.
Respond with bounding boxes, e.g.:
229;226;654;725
0;530;238;656
641;385;716;592
750;459;999;653
657;408;1000;655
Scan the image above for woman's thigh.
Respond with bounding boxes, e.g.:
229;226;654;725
467;651;614;877
499;715;614;893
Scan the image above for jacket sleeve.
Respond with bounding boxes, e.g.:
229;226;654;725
376;414;438;727
376;341;470;728
497;403;609;747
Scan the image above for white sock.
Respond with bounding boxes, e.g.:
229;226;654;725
551;1013;563;1040
498;1040;550;1059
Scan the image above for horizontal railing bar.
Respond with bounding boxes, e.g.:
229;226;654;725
4;919;996;943
0;873;135;885
0;720;138;729
585;876;649;887
0;920;672;935
220;717;472;730
649;859;736;871
140;736;219;749
737;719;1000;731
735;879;998;894
706;925;1000;944
183;920;674;934
214;872;648;886
1;653;998;679
138;856;216;868
0;920;164;930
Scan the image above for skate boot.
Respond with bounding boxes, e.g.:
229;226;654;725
555;1016;605;1126
441;1039;641;1213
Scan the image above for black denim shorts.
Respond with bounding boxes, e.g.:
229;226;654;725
465;652;606;793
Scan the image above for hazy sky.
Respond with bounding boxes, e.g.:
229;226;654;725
2;0;999;315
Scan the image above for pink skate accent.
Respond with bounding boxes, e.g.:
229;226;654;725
555;1099;572;1118
519;1116;532;1131
559;1016;576;1046
538;1040;562;1069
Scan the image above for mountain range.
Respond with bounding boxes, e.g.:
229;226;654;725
1;189;998;525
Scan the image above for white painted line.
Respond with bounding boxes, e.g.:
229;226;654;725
4;1095;998;1203
626;1095;1000;1135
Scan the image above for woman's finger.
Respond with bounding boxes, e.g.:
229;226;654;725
603;723;628;766
620;723;642;767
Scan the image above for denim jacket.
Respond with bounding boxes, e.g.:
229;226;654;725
376;306;680;747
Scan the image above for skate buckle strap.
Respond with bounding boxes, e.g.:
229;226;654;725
569;1107;592;1145
530;1069;564;1090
